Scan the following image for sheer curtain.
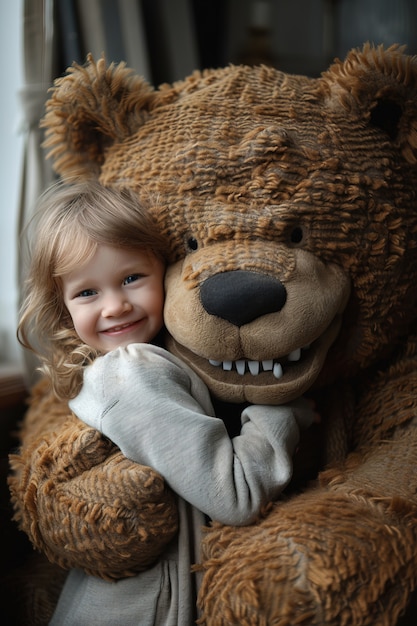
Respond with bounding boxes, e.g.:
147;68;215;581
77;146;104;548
18;0;57;381
18;0;56;241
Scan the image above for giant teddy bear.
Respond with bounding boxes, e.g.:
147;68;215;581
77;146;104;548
9;43;417;624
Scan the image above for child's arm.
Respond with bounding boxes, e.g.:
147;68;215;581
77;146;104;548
70;344;315;526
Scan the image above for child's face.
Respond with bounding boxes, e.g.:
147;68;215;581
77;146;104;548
62;244;165;353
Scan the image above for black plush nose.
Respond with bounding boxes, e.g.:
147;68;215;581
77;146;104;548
200;270;287;327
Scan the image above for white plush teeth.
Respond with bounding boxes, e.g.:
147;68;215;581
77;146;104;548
208;345;309;378
288;348;301;362
236;360;246;375
273;363;283;379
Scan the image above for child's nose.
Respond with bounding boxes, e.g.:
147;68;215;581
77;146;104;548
102;293;132;317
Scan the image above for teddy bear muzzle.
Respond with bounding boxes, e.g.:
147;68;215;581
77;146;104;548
164;247;351;404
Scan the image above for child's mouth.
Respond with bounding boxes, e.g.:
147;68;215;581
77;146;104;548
102;320;141;334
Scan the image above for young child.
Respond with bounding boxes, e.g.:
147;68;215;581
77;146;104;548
18;180;316;626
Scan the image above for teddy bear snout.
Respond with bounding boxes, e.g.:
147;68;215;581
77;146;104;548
200;270;287;327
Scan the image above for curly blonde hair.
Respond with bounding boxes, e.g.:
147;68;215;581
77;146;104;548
18;180;167;399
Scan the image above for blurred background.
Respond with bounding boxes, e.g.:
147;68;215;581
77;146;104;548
1;0;417;369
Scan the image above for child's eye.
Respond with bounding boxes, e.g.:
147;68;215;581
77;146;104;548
123;274;143;285
76;289;96;298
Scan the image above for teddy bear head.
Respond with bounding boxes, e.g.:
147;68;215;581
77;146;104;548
41;44;417;405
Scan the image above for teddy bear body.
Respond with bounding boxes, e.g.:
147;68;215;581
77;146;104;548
9;44;417;624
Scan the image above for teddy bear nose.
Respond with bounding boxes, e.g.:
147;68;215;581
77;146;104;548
200;270;287;327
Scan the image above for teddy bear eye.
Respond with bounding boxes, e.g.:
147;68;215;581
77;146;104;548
290;226;304;245
187;237;199;251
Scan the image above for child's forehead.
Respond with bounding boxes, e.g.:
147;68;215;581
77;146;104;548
61;243;163;278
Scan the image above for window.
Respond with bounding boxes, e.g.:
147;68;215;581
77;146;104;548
0;0;23;367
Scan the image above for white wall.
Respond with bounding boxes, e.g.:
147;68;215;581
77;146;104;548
0;0;23;365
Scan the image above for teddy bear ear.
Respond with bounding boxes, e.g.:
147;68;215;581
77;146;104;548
41;54;157;180
320;43;417;164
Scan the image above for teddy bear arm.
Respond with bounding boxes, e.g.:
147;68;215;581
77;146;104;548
198;463;417;626
9;381;179;579
198;391;417;626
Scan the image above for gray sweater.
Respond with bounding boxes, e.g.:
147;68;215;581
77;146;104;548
50;344;312;626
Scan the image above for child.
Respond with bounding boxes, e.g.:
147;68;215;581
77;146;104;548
18;180;316;626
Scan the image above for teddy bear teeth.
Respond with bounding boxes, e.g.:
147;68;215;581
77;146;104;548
209;347;307;378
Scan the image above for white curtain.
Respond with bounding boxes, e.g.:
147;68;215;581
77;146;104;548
18;0;57;382
18;0;56;243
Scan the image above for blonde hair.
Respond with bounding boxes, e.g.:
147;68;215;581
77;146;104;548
18;180;167;399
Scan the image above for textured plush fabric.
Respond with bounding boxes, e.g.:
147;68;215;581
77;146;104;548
9;378;179;580
9;43;417;624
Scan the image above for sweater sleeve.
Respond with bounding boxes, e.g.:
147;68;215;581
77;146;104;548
69;344;305;526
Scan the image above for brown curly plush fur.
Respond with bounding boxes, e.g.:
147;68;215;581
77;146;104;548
9;44;417;624
9;379;178;581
